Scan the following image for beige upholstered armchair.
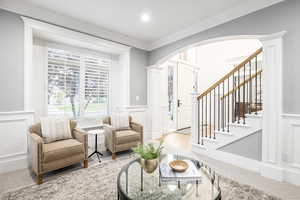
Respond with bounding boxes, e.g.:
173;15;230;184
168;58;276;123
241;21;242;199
103;116;143;159
29;120;88;184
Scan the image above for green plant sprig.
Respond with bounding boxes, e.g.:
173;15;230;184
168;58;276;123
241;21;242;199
132;141;163;160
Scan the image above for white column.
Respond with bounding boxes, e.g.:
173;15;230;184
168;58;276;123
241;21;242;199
119;51;131;108
147;65;163;140
23;18;34;111
259;31;286;181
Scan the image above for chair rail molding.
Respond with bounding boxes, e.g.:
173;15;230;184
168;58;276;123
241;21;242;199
0;111;34;174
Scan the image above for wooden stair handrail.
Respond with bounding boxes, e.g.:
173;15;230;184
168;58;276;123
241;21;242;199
197;47;262;100
221;69;263;100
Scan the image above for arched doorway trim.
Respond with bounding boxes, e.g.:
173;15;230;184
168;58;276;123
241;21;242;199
148;31;289;183
152;33;285;66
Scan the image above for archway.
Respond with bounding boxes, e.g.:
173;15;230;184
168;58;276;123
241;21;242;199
147;31;287;182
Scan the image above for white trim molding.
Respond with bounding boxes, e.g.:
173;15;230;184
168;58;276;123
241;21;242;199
0;111;34;174
259;31;286;181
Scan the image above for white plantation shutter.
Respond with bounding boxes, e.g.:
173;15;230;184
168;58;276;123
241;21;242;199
47;47;110;119
84;56;110;116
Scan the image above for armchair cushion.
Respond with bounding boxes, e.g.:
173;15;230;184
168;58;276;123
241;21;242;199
43;139;84;163
29;120;77;137
111;113;130;130
115;130;141;145
41;117;72;143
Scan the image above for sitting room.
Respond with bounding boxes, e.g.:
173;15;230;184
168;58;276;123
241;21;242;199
1;0;300;200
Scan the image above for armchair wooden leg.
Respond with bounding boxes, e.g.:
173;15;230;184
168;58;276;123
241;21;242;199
84;160;88;168
112;153;116;160
37;174;43;185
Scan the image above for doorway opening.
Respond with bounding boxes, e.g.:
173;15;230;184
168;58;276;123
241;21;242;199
156;38;262;137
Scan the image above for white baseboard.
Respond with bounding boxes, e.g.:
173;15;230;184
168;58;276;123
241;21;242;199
192;143;261;172
192;143;300;186
0;155;28;174
284;167;300;186
260;162;284;182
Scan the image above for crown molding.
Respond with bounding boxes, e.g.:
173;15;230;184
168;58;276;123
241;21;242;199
147;0;284;50
0;0;150;50
0;0;284;51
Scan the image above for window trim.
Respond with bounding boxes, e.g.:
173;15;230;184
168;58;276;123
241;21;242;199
45;46;112;119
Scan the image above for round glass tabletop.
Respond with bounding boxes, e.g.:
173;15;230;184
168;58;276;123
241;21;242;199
117;154;221;200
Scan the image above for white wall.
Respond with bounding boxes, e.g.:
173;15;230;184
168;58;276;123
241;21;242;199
196;39;262;94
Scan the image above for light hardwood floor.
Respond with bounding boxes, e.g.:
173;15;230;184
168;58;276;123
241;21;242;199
155;132;191;150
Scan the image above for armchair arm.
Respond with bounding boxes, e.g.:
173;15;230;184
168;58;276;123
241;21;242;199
103;124;117;152
73;129;88;159
29;133;44;175
130;122;144;144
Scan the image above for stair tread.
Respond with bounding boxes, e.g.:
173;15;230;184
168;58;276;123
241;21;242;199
229;123;251;128
214;130;234;136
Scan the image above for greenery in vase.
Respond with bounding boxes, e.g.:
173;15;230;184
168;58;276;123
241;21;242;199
132;141;163;160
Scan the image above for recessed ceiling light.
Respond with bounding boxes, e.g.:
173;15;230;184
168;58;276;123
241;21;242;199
141;13;150;23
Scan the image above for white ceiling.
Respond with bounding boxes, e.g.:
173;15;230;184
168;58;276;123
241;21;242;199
0;0;283;50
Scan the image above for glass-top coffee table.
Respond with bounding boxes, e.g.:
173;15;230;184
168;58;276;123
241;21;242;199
117;154;221;200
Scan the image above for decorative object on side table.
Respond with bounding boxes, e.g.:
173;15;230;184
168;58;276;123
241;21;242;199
160;157;202;183
132;141;163;173
169;160;189;172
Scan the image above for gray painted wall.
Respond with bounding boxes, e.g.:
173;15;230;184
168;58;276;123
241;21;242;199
0;9;24;111
0;9;149;111
130;48;148;105
219;130;262;161
149;0;300;114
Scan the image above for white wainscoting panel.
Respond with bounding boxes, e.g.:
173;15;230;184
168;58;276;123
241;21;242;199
125;106;149;141
0;111;34;174
281;114;300;186
282;115;300;165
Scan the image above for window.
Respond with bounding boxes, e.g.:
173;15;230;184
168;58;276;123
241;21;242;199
47;48;110;119
168;65;174;121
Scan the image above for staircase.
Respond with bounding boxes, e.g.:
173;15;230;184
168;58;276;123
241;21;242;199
195;48;263;149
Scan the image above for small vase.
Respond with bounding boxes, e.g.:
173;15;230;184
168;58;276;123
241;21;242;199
140;158;159;173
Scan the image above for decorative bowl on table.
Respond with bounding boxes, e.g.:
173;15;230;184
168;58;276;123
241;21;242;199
169;160;189;172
